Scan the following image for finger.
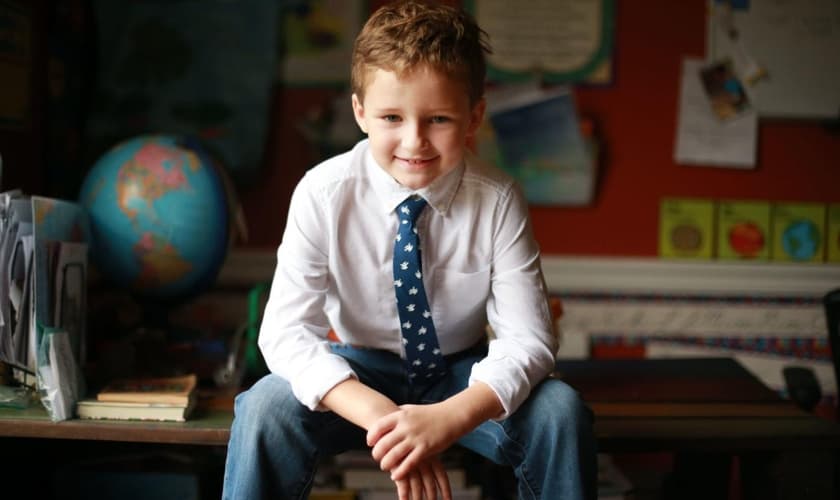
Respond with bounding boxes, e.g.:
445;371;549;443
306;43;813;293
420;462;438;500
432;459;452;500
366;413;398;447
410;470;423;500
396;478;411;500
391;446;424;481
382;441;412;477
371;429;403;463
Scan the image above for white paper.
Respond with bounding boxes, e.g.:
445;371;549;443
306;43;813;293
674;58;757;168
707;0;840;119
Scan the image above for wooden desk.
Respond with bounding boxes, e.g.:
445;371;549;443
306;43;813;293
1;358;839;450
553;357;840;499
0;404;231;446
1;358;839;498
553;357;840;453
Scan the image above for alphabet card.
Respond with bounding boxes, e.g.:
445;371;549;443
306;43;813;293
716;200;770;260
659;198;715;259
771;203;825;263
827;204;840;263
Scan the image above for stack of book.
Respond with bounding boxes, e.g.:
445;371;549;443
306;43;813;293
76;373;198;422
335;450;480;500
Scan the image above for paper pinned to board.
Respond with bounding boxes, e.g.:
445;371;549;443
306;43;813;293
674;58;757;168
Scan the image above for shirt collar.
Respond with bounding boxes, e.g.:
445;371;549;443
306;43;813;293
364;146;464;217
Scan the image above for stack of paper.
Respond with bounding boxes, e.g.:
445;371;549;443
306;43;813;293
0;189;89;421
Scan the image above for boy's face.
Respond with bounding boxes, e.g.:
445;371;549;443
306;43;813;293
352;66;485;190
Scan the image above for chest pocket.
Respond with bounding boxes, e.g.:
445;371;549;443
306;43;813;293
430;268;490;343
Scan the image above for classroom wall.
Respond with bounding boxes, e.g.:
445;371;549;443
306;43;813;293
6;1;835;258
238;0;839;257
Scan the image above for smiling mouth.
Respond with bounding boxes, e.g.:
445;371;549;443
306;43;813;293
397;156;436;166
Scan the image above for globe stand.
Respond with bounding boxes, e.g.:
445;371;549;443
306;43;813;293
104;293;221;384
117;299;187;378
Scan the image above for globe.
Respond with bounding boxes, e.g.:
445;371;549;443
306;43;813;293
79;134;231;302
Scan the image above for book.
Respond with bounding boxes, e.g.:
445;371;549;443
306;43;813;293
357;486;480;500
308;489;356;500
76;397;196;422
597;454;633;500
342;467;466;491
96;373;197;406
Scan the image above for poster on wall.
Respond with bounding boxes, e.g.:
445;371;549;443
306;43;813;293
466;0;615;85
278;0;365;87
476;85;597;206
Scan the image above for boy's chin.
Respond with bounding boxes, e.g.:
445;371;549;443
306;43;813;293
393;172;436;190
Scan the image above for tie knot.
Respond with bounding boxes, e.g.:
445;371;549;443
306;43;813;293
397;196;427;225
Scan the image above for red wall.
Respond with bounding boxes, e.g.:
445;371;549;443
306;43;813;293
240;0;840;257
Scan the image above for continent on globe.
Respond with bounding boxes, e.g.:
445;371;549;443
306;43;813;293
117;142;196;221
134;232;193;289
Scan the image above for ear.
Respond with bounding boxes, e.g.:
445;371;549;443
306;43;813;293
351;93;368;134
466;98;487;138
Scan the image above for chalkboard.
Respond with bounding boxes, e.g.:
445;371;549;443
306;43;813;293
707;0;840;120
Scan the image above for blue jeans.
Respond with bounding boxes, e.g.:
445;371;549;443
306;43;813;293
222;344;596;499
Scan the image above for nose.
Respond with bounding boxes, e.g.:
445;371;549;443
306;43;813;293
401;121;428;151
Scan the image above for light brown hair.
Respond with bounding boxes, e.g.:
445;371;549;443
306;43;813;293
351;0;491;105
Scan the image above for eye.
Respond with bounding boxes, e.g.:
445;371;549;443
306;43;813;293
382;114;401;122
430;116;450;124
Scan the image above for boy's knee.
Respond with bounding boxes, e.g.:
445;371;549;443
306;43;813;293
234;374;299;425
530;380;591;431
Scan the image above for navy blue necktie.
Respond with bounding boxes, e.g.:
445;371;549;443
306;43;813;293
393;196;446;382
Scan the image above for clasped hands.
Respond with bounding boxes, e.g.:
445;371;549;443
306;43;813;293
367;402;463;500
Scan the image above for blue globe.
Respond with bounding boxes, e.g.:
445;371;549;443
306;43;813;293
79;134;230;302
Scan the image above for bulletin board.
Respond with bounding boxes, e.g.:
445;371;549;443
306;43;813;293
238;0;840;257
707;0;840;120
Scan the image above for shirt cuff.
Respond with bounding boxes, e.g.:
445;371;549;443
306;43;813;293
290;354;358;411
468;355;531;420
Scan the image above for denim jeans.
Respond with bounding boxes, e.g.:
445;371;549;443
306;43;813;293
222;344;596;499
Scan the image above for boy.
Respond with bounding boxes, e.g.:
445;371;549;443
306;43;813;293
223;2;595;499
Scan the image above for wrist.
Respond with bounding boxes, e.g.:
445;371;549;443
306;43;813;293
321;378;399;430
443;382;504;431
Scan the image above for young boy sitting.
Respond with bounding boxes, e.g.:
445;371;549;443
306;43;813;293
222;2;596;499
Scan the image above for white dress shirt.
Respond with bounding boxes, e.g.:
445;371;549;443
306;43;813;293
259;139;557;418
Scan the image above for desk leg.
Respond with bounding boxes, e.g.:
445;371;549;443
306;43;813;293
740;450;837;500
662;452;731;500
